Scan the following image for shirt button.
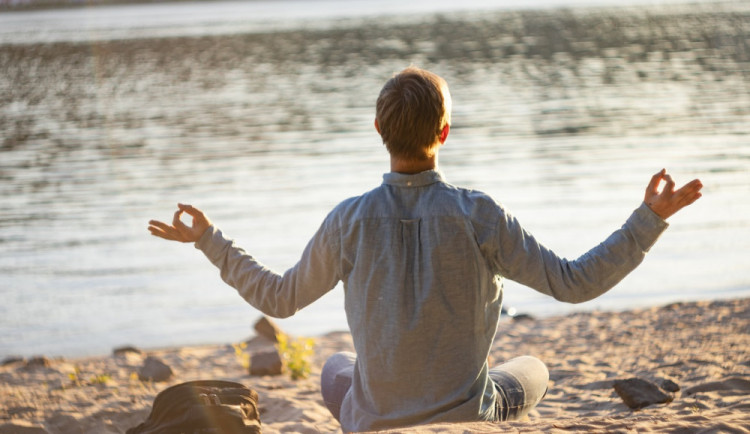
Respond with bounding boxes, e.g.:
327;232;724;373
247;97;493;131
407;182;412;186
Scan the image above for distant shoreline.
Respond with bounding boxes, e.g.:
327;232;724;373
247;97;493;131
3;1;747;60
0;0;250;13
2;0;746;14
3;0;749;47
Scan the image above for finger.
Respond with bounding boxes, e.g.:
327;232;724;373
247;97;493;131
148;220;173;232
662;174;676;193
686;178;703;192
178;203;207;222
172;209;183;226
672;192;702;211
172;209;191;232
673;179;703;200
667;192;701;215
149;219;180;236
148;225;180;241
646;169;666;195
148;225;170;239
676;183;704;206
691;191;703;203
685;191;702;206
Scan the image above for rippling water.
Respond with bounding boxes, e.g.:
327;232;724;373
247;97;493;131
1;1;749;357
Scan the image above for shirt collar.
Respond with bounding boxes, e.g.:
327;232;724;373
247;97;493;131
382;170;445;188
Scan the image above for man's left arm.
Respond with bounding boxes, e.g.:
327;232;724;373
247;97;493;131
492;169;702;303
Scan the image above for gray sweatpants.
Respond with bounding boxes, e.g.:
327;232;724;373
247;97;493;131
320;352;549;424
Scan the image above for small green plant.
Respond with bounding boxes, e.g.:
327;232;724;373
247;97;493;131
277;333;315;380
68;365;83;387
67;366;111;387
232;341;251;370
89;373;112;385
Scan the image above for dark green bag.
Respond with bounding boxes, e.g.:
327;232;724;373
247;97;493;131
127;380;261;434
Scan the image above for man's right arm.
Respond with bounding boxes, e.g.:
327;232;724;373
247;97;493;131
194;218;341;319
149;203;341;318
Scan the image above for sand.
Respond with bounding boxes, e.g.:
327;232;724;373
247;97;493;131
1;297;748;433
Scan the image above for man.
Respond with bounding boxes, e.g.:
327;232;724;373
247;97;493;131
148;67;703;432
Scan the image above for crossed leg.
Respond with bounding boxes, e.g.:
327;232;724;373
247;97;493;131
320;352;548;423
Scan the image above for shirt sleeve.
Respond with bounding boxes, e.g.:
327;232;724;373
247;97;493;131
492;202;669;303
194;217;341;318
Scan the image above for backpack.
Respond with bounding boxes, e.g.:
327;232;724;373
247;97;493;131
126;380;262;434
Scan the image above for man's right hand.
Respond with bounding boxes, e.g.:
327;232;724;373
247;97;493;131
644;169;703;220
148;203;212;243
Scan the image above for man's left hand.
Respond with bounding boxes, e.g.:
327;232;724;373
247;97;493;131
644;169;703;220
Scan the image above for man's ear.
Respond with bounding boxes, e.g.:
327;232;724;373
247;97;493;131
439;124;450;144
374;118;381;135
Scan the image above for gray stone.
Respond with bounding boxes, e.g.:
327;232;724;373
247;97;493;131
45;413;79;433
113;345;143;356
614;378;673;410
250;350;283;376
254;316;283;343
25;356;51;369
1;356;24;366
660;378;680;393
137;356;173;382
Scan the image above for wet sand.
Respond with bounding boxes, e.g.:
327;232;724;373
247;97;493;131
1;297;748;433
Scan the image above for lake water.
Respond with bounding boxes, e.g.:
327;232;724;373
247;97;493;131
1;0;749;358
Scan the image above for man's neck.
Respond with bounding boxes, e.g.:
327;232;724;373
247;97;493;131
390;155;437;174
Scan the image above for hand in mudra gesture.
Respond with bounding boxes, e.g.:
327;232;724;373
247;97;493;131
148;203;212;243
644;169;703;220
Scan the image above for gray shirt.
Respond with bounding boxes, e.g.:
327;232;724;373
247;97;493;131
195;169;668;432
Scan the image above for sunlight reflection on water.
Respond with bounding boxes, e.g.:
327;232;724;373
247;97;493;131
1;3;749;357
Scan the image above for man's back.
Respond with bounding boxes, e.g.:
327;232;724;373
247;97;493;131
187;166;669;431
333;170;504;430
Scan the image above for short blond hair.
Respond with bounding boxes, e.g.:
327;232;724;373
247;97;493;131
376;67;451;160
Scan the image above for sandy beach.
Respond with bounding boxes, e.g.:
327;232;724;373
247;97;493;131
1;297;747;433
